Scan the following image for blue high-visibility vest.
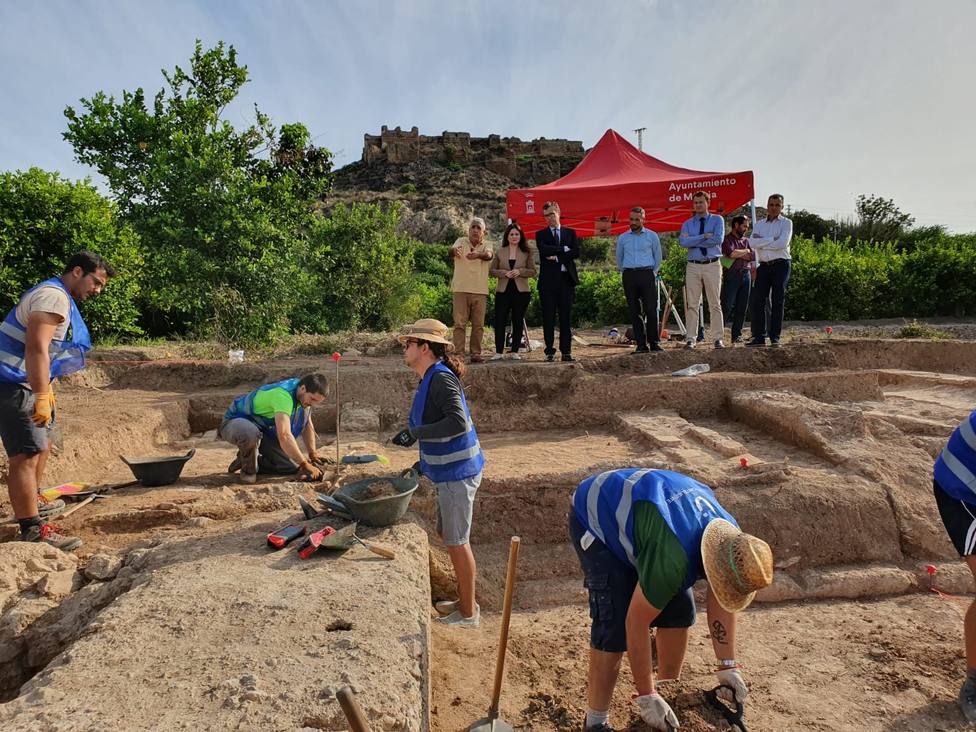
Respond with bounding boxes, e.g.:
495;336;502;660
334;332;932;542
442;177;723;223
935;410;976;504
0;277;91;384
572;468;737;592
223;378;307;438
408;361;484;483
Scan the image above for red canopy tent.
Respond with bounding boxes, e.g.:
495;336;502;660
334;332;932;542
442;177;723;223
506;129;754;237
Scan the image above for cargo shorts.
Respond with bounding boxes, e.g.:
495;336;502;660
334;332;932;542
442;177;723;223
0;383;51;457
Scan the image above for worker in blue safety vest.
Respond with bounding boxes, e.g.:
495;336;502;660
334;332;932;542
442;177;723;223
0;251;114;551
570;468;773;731
390;318;484;628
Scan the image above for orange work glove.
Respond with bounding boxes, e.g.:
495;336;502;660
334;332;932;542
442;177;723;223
32;390;56;427
298;460;324;481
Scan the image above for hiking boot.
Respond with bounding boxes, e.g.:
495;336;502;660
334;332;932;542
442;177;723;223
22;523;82;552
960;675;976;722
435;603;480;628
435;599;458;615
37;497;66;519
470;354;485;364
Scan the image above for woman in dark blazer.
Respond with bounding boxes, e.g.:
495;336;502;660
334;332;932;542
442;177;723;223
489;222;537;360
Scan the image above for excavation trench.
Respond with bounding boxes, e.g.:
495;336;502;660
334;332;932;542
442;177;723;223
1;341;976;730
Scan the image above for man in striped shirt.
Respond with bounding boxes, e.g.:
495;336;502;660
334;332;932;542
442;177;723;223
933;409;976;721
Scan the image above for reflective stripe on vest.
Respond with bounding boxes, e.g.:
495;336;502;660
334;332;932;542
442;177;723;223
223;378;307;438
0;278;91;384
572;468;737;591
408;361;484;483
934;410;976;503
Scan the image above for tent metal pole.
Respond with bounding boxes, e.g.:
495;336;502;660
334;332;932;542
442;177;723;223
750;198;757;227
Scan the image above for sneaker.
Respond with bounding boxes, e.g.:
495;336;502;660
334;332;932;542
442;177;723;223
745;338;766;347
684;341;695;350
633;347;650;354
227;456;242;473
561;354;576;363
509;353;522;360
37;497;66;519
22;523;82;552
470;355;485;364
770;339;781;348
240;472;257;484
960;676;976;722
545;353;555;362
649;344;664;352
489;353;504;361
584;724;616;732
714;340;725;349
435;599;458;615
435;603;480;628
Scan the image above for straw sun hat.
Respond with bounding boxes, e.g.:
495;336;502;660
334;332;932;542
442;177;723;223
701;519;774;612
397;319;454;347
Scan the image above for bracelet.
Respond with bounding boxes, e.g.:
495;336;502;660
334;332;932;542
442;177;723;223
718;659;738;668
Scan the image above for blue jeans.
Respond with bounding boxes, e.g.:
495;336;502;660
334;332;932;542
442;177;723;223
750;259;791;341
721;269;751;342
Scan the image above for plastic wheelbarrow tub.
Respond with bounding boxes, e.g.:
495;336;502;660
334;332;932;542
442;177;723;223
333;468;419;527
120;448;196;487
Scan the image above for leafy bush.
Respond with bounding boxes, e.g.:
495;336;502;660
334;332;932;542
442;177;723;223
895;319;953;339
0;168;143;339
399;183;417;194
579;237;613;265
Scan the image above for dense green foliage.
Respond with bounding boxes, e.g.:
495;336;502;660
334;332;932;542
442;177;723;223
0;169;143;340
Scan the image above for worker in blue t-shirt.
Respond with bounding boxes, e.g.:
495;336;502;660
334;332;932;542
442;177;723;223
569;468;773;731
933;409;976;722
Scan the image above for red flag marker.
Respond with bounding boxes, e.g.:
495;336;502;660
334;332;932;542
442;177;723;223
926;564;937;575
332;352;341;362
825;326;833;335
739;457;749;468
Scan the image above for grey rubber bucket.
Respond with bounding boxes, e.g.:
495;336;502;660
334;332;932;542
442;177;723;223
333;468;419;527
120;449;195;487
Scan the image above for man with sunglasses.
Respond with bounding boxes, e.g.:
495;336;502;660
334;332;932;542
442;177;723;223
0;251;114;550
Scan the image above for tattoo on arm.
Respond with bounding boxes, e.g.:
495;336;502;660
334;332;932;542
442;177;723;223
711;620;728;645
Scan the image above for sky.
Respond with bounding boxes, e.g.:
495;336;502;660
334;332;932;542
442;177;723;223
2;0;974;232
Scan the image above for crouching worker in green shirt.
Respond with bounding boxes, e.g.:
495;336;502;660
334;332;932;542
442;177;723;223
570;468;774;731
219;373;329;484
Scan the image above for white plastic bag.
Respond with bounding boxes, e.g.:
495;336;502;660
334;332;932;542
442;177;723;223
672;363;710;377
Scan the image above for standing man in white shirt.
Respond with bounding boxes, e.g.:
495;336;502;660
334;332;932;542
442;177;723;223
746;194;793;347
678;192;726;350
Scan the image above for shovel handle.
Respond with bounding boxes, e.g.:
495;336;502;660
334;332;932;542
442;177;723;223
488;536;520;717
337;686;371;732
61;494;96;519
357;537;395;560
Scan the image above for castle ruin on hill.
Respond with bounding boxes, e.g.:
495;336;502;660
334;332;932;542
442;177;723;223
362;126;584;179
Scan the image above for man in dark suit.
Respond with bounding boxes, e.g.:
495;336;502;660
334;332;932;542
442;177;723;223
535;201;580;362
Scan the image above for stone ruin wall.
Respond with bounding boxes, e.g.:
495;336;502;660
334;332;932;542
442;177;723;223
363;125;583;178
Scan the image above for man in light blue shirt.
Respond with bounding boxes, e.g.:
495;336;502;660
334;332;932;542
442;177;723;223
616;207;663;353
678;192;725;349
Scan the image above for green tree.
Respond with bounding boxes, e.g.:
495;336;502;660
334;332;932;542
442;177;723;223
63;41;332;344
0;168;143;339
855;194;915;242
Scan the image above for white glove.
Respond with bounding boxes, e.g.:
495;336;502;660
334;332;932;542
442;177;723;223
716;668;748;703
635;693;679;730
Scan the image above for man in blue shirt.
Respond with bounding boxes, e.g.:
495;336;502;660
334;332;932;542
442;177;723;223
933;408;976;721
615;207;663;353
678;191;726;349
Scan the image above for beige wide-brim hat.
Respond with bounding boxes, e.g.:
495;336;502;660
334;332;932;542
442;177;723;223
397;318;454;347
701;519;774;612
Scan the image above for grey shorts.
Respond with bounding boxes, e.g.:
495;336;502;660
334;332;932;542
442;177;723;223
435;472;482;546
0;383;50;457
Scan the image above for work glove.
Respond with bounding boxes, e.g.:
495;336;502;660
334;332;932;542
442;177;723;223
391;428;417;448
32;390;56;428
636;693;679;731
297;460;324;482
308;451;335;467
716;668;748;703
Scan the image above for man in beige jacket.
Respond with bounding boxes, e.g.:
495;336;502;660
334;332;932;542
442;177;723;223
450;217;493;363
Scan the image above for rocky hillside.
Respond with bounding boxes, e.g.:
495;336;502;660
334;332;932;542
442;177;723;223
325;127;586;243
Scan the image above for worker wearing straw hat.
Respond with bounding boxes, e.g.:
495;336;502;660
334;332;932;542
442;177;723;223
390;318;485;627
569;468;773;732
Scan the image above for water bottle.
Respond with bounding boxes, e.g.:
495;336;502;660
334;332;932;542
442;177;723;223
671;363;710;377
